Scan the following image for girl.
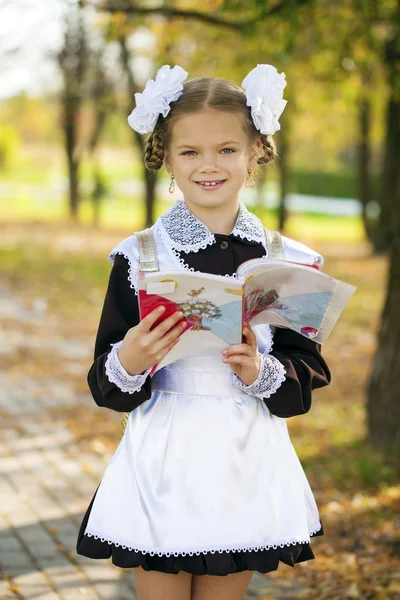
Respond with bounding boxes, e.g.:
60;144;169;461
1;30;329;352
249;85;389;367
77;64;331;600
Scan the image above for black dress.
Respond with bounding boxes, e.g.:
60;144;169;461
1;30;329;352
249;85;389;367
76;232;330;576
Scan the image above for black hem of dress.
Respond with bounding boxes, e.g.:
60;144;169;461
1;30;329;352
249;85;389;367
76;487;324;576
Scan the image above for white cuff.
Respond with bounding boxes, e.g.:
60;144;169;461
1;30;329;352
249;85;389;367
232;352;286;399
105;341;151;394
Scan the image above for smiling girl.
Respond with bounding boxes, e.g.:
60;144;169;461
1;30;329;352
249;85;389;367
77;65;331;600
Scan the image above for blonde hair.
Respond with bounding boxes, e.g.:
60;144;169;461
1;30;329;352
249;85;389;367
144;77;276;173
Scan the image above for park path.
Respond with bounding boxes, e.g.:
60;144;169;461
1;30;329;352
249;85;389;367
0;282;304;600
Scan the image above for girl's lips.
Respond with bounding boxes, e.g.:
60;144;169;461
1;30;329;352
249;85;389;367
195;180;226;191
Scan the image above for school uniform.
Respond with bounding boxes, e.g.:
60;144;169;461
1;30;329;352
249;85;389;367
76;199;331;576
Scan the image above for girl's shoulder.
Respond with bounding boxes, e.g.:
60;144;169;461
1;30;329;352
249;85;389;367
279;233;324;268
107;225;160;294
108;232;140;267
108;223;160;266
108;231;145;296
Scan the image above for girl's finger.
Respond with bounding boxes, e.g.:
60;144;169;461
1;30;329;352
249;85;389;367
147;310;185;341
153;320;187;353
222;355;248;365
242;322;257;348
222;344;253;357
139;305;167;331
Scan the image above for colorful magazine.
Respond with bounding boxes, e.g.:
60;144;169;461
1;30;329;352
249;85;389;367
138;257;356;372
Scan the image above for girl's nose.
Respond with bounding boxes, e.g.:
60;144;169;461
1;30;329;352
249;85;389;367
200;161;222;173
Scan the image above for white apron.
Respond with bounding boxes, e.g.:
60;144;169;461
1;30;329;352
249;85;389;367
84;352;322;556
83;220;322;556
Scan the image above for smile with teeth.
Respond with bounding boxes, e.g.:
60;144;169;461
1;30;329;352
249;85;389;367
195;180;226;187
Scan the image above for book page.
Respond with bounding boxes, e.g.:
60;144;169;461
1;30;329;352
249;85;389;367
242;261;356;343
138;270;244;371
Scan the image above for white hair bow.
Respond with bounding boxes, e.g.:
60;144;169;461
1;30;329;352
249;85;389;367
128;65;189;135
241;64;287;135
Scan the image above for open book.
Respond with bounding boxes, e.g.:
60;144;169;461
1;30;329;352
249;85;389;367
138;257;356;372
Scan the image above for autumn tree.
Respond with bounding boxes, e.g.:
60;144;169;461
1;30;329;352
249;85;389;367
58;0;89;221
366;0;400;455
58;0;117;221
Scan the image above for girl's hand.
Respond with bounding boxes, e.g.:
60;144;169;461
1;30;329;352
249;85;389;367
117;306;187;375
221;322;260;386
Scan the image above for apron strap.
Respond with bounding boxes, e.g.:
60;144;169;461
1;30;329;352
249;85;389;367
136;228;160;273
121;229;159;433
265;229;285;260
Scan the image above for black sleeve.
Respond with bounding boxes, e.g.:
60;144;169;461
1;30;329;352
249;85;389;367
264;328;331;418
87;254;152;413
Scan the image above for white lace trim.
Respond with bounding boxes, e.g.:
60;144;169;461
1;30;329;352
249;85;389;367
159;199;267;254
105;341;151;394
232;352;286;399
262;324;274;354
108;249;138;296
231;206;267;248
85;522;322;556
159;199;216;253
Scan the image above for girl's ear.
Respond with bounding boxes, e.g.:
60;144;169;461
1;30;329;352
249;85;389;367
164;150;172;173
249;138;263;169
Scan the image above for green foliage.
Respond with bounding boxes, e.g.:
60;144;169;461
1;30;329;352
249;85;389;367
0;94;61;144
0;125;20;170
288;169;379;199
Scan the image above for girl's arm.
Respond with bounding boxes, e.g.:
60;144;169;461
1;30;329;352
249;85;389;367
87;254;152;413
266;328;331;417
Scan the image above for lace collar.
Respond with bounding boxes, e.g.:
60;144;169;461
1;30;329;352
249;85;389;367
156;198;267;255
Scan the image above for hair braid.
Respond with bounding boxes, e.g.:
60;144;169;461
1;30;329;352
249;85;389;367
144;128;165;172
257;134;276;165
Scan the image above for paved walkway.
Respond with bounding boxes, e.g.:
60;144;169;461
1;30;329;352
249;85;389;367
0;284;304;599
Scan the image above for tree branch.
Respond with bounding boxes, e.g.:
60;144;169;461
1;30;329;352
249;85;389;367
97;0;311;32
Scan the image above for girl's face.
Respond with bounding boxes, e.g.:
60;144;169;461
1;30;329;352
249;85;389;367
165;108;261;212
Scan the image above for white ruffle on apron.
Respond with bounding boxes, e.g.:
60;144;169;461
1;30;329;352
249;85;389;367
84;354;322;556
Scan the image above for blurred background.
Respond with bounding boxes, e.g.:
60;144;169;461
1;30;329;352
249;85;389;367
0;1;399;599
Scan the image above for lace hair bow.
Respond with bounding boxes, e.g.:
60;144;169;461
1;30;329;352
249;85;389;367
241;64;287;135
127;63;287;136
128;65;188;135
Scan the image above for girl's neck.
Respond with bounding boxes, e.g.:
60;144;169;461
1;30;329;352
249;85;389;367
184;198;240;235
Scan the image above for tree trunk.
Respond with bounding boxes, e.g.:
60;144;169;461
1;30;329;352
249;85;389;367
357;93;374;243
65;102;80;221
68;155;80;221
278;125;288;232
366;235;400;455
373;96;400;252
118;36;159;229
373;9;400;253
256;169;267;207
144;170;157;227
367;3;400;454
58;3;88;223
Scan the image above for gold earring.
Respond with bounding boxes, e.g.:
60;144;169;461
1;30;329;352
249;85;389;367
169;174;175;194
246;168;256;188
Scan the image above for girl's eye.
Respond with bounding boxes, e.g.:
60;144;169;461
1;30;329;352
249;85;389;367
181;148;235;156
